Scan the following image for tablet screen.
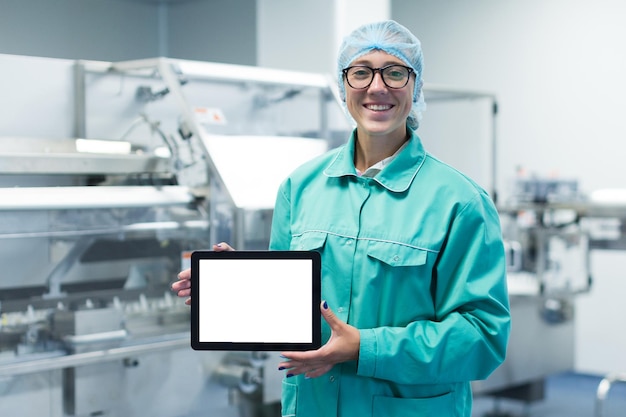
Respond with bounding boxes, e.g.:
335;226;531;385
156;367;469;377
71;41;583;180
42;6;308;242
191;250;321;351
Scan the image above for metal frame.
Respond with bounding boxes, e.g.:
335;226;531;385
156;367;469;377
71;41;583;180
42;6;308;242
77;57;344;249
595;373;626;417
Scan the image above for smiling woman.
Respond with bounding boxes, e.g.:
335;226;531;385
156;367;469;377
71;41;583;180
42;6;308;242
337;20;426;131
343;50;416;166
172;19;510;417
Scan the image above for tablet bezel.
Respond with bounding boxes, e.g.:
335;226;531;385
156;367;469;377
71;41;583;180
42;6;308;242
191;250;321;351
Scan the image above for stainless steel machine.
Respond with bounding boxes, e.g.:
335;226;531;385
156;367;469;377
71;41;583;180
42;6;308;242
0;54;351;417
475;177;626;414
472;176;591;406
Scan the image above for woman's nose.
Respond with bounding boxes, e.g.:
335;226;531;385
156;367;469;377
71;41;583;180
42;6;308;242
368;71;387;91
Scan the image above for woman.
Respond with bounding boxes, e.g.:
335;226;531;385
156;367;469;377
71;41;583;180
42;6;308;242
173;20;510;417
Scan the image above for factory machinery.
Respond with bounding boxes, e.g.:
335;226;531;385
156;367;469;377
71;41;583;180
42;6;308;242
2;53;626;417
0;54;348;417
486;179;626;411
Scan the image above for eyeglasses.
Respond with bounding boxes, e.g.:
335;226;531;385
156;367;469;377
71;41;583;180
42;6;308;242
342;64;414;90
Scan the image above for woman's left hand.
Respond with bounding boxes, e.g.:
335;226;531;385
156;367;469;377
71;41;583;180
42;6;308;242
278;301;360;379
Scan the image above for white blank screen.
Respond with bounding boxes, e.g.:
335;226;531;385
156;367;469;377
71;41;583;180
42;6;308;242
198;258;313;343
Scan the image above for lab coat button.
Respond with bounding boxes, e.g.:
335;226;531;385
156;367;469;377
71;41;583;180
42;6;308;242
329;376;335;382
392;255;400;262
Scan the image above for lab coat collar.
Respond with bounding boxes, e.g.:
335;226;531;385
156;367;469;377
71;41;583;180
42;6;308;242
323;127;426;193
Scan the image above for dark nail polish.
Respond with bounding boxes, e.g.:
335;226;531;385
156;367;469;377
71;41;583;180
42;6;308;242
286;373;294;378
323;301;328;309
278;367;285;371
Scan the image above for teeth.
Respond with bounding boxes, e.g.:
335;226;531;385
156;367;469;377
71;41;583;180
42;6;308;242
366;104;392;111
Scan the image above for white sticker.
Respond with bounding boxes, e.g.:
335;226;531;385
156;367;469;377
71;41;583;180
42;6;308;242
194;107;227;125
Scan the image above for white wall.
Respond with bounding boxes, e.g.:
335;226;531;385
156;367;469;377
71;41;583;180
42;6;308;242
393;0;626;197
257;0;337;73
391;0;626;376
257;0;390;74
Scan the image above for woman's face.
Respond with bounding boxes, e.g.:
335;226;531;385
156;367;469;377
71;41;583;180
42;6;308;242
344;50;415;140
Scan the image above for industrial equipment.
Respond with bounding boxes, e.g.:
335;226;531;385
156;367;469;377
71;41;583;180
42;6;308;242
0;53;350;417
476;177;626;413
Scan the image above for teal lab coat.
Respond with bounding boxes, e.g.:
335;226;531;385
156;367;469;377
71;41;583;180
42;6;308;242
269;128;510;417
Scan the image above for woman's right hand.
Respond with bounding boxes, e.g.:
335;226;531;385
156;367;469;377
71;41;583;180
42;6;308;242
171;242;235;305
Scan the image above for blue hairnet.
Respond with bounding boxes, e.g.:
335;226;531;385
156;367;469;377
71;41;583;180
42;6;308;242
337;20;426;129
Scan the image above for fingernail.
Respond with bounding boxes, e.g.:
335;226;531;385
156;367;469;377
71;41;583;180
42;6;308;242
278;367;285;371
216;243;222;247
323;301;328;309
286;373;294;378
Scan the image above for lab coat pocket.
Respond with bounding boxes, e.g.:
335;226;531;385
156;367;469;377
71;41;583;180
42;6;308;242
366;241;428;267
281;380;297;417
372;391;454;417
290;232;327;251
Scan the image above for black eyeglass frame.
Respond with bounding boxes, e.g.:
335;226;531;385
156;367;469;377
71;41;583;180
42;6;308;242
342;64;415;90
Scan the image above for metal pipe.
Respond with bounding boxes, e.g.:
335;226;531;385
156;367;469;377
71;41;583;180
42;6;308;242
0;185;195;211
0;220;209;240
45;236;95;297
0;332;189;377
491;98;499;204
74;61;86;138
595;373;626;417
156;58;237;208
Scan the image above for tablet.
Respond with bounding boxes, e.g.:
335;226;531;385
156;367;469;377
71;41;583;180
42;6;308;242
191;250;322;351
